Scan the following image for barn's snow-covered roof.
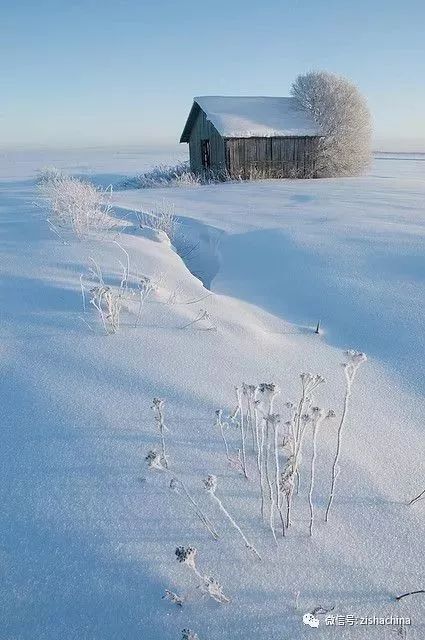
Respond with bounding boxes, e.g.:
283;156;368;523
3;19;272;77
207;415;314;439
180;96;322;142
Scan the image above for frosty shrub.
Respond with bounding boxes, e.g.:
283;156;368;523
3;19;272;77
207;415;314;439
38;170;116;239
136;201;177;241
80;246;157;334
291;70;372;177
119;162;237;190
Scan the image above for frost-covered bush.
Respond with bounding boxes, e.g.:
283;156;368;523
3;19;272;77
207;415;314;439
38;170;116;239
119;162;198;189
119;162;235;190
80;246;157;334
136;201;177;240
291;71;372;177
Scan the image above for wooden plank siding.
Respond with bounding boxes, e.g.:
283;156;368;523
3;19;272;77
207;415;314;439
188;109;226;174
187;107;320;178
224;136;319;178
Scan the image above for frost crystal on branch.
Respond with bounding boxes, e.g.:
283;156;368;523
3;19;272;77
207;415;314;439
291;70;372;177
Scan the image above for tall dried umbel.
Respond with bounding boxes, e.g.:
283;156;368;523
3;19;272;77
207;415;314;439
175;546;230;604
308;408;335;536
232;386;249;479
203;475;262;560
325;351;367;522
215;409;231;463
255;383;280;525
280;374;325;529
170;478;219;540
152;397;169;469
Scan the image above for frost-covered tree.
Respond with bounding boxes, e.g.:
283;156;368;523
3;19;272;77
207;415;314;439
291;71;372;177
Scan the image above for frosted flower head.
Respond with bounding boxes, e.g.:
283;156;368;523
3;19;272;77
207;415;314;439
202;576;230;604
175;546;197;569
169;478;179;491
203;474;217;494
258;382;277;393
152;397;164;410
257;383;281;402
300;373;326;388
300;372;312;383
301;413;311;424
279;470;295;495
145;449;164;470
311;406;326;421
326;409;336;419
346;350;367;365
285;401;294;409
242;383;256;396
267;413;281;427
181;630;199;640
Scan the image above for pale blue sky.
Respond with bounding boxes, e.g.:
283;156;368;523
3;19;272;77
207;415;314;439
1;0;424;150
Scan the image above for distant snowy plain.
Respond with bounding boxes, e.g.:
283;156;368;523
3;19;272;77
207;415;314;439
0;149;424;639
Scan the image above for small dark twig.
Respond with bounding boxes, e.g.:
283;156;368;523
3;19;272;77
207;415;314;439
312;605;334;615
395;590;425;601
409;488;425;505
315;320;321;334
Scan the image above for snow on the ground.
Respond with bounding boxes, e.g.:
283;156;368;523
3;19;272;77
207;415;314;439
0;151;424;640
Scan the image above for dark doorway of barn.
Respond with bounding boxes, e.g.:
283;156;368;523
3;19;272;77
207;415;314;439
201;139;211;168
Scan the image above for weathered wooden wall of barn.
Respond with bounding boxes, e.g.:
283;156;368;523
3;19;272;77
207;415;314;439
188;110;226;173
224;136;320;178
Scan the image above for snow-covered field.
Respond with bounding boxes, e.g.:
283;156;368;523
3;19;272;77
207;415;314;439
0;149;424;639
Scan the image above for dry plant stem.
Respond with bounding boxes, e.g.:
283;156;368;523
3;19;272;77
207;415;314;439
211;492;262;560
409;488;425;505
325;391;349;522
236;387;248;479
244;385;256;453
273;419;285;537
395;590;425;601
285;374;325;528
153;398;169;469
258;410;266;519
215;410;231;462
264;419;277;543
204;479;261;560
113;240;130;292
171;479;219;540
325;352;366;522
308;411;326;536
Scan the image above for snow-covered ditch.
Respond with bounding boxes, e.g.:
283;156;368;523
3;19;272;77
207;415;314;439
0;151;424;640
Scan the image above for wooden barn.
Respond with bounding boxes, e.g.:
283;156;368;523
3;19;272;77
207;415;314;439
180;96;323;179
